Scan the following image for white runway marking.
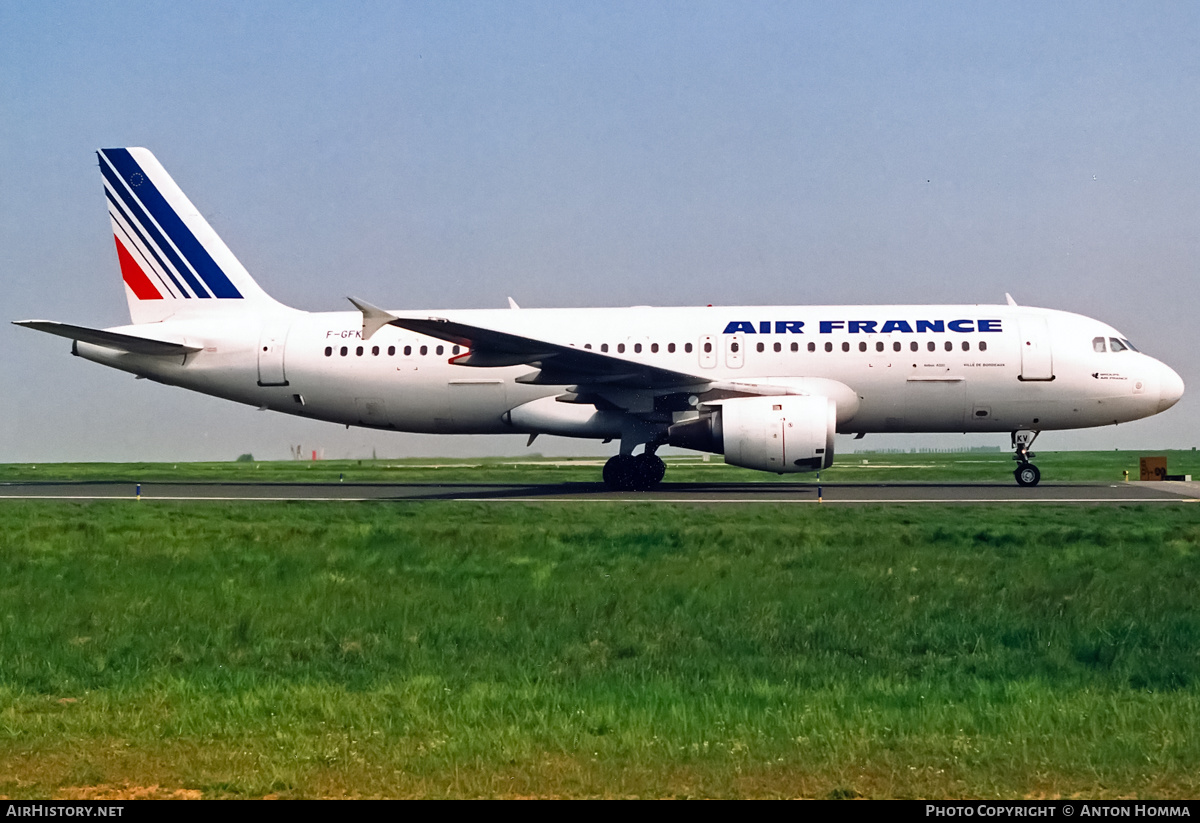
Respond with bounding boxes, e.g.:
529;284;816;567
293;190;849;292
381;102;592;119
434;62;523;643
2;493;1197;504
460;497;1200;504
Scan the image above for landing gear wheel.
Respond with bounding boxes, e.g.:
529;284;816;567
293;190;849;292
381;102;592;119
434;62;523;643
1014;464;1041;487
635;453;666;489
602;453;666;491
602;454;635;489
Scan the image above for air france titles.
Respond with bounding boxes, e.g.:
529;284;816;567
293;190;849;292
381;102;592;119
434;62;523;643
720;319;1003;334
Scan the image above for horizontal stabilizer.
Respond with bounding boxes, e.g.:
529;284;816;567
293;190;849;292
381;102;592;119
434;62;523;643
13;320;201;355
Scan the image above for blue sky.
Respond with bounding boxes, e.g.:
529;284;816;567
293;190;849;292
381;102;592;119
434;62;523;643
3;1;1198;461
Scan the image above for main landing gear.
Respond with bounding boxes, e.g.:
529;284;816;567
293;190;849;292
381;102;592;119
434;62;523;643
1012;430;1041;487
603;451;667;491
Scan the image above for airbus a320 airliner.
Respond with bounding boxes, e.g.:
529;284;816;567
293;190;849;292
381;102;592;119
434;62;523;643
16;148;1185;489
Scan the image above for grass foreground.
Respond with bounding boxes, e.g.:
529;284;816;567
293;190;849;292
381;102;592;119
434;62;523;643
1;499;1199;798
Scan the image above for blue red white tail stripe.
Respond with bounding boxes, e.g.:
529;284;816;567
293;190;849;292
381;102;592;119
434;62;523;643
99;148;243;300
107;189;184;298
103;168;201;298
112;231;163;300
98;147;285;325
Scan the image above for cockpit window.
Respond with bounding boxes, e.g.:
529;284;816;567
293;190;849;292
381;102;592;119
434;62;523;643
1109;338;1128;353
1093;337;1107;353
1121;338;1139;352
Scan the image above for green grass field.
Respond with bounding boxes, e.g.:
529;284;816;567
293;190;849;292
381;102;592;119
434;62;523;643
3;448;1198;485
2;490;1199;798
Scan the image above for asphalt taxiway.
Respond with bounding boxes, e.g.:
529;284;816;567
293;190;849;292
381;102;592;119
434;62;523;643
1;480;1197;504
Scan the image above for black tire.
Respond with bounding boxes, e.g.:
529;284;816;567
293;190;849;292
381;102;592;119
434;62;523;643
603;454;637;490
603;454;666;491
1014;464;1041;487
632;454;666;490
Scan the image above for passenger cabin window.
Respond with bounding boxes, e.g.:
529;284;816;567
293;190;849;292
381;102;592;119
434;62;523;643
1109;338;1128;353
668;343;676;353
1093;337;1107;353
404;345;412;356
324;346;332;357
634;343;642;353
980;341;987;352
824;342;832;352
372;345;379;356
685;343;693;353
618;343;626;353
340;346;348;356
420;345;428;356
388;345;395;356
756;342;764;352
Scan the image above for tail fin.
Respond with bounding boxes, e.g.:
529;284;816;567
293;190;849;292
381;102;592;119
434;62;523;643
98;147;287;324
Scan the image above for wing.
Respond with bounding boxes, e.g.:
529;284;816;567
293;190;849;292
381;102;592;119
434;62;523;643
350;298;708;391
348;298;831;416
394;315;709;390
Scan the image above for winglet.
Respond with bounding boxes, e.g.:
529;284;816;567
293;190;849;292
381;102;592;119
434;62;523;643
507;296;520;310
1005;293;1018;307
348;297;398;340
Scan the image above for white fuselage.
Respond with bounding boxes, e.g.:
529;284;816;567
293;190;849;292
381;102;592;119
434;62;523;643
74;302;1183;440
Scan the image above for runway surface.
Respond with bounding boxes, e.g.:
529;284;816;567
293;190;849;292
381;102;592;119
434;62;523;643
2;480;1198;504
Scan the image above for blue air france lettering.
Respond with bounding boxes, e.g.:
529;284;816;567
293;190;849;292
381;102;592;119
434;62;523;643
15;148;1185;492
722;319;1003;334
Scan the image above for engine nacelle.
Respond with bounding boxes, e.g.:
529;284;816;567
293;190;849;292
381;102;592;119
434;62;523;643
668;395;836;473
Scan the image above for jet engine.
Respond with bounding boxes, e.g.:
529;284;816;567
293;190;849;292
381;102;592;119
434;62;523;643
667;395;836;473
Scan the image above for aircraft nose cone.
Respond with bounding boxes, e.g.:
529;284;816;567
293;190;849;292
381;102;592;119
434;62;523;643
1159;363;1184;412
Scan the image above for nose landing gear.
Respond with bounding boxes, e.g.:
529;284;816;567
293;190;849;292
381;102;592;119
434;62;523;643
1012;430;1041;487
1014;462;1041;487
602;450;667;491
